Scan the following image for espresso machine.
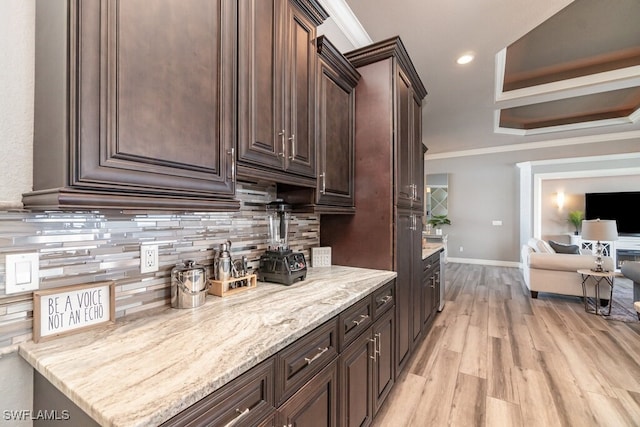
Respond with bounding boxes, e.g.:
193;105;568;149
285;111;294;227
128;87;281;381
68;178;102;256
258;201;307;285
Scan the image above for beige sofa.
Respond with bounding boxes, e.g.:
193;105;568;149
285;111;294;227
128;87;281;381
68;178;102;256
521;238;615;299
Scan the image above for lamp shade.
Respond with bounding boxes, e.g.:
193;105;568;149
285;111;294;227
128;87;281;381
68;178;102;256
581;219;618;241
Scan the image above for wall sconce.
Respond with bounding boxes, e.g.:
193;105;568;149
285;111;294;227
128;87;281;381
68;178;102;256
556;191;565;210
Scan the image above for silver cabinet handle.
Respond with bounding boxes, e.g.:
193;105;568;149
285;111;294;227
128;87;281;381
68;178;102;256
375;332;381;356
380;295;392;304
352;314;369;326
304;347;329;365
319;172;326;194
227;147;235;183
288;134;295;159
369;336;377;360
278;130;286;158
223;408;250;427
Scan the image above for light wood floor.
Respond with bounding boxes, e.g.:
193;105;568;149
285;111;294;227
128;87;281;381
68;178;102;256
373;263;640;427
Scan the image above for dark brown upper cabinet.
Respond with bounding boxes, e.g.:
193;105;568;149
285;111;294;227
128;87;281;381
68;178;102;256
24;0;239;212
315;36;360;212
237;0;327;187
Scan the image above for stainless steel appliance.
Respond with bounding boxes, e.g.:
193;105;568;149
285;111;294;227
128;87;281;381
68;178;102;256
171;260;208;309
258;201;307;285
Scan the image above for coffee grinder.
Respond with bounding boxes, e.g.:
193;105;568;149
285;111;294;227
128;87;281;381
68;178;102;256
258;201;307;285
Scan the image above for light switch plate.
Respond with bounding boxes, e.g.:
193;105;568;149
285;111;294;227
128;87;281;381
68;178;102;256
311;247;332;267
5;253;40;294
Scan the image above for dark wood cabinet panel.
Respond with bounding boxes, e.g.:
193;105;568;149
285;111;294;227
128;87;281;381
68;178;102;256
339;327;374;427
396;69;414;209
160;357;275;427
276;317;339;405
315;36;359;209
372;280;395;319
395;210;413;374
339;304;395;427
422;253;441;330
372;308;395;415
26;0;239;211
277;358;338;427
339;294;373;351
237;0;327;184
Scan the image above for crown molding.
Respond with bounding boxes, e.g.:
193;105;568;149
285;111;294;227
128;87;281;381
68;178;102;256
425;130;640;160
317;0;372;48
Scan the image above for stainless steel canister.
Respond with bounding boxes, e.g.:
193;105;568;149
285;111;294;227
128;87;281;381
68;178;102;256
171;260;208;309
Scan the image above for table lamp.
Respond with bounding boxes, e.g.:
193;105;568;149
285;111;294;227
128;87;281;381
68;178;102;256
581;219;618;272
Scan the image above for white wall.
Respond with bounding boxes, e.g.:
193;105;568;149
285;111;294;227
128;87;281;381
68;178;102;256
0;2;34;424
0;0;34;209
541;174;640;242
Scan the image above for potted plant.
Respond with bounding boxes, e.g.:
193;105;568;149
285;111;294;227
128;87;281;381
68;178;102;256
427;214;451;235
568;210;584;235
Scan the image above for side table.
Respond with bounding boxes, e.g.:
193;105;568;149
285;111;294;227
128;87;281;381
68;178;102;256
577;269;621;315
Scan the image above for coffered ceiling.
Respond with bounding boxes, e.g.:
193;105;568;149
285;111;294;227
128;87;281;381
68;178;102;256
338;0;640;155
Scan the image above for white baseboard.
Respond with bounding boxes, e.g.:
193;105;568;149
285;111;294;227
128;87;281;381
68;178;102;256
447;257;521;268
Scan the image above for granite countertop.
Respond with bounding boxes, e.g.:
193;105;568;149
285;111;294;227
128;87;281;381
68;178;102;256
19;266;396;427
422;243;444;260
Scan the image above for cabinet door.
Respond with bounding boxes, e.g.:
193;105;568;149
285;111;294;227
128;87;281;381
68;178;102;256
74;0;235;197
160;357;275;427
395;69;414;208
237;0;285;170
412;95;424;210
339;329;374;427
238;0;317;178
283;1;316;177
278;359;338;427
422;265;435;328
395;210;413;376
372;308;395;415
316;40;357;207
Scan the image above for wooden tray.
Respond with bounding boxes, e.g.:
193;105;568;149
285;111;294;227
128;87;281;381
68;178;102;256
208;274;257;297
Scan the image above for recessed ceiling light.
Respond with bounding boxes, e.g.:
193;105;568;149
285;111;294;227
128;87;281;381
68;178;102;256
456;54;474;65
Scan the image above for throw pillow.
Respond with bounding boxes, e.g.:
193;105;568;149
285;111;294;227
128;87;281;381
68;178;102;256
548;240;580;255
528;238;554;253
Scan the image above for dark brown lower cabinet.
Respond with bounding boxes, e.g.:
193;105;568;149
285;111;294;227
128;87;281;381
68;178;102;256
422;252;441;329
160;357;276;426
277;358;339;427
339;307;395;427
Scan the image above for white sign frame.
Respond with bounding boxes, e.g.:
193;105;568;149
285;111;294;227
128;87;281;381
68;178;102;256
33;281;115;343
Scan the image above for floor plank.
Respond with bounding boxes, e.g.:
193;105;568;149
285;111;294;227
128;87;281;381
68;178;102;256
373;263;640;426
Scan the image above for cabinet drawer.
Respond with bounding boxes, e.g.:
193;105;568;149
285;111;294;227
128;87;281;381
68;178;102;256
276;318;339;405
339;296;373;351
372;280;395;319
161;357;275;427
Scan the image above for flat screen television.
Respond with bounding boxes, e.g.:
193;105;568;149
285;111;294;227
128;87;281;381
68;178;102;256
585;191;640;235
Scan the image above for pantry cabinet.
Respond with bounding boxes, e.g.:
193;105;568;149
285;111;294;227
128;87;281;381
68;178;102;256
25;0;239;212
237;0;327;186
321;36;427;378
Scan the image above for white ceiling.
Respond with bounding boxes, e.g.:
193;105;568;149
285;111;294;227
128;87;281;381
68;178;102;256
337;0;640;156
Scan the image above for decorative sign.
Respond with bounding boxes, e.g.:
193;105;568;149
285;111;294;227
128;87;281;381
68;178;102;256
33;281;115;343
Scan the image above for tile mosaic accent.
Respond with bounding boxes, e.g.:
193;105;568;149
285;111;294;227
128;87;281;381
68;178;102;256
0;183;319;354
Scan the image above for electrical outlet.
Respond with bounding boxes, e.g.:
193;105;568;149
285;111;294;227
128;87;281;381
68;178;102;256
311;247;332;267
459;246;464;252
140;244;159;273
